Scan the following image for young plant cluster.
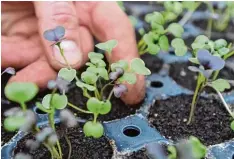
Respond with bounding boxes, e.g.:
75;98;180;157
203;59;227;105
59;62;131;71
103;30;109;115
137;2;234;128
2;26;151;158
146;136;207;159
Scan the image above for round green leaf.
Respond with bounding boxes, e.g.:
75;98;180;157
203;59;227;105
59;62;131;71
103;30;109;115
218;47;229;56
167;23;184;37
159;35;169;51
81;71;98;84
231;121;234;131
191;35;209;50
130;58;151;75
76;80;96;91
88;52;104;59
147;43;160;55
111;60;128;71
173;2;183;14
214;39;227;50
171;38;187;56
175;46;187;56
90;58;106;67
99;100;111;115
42;94;52;109
211;79;231;92
87;97;101;113
151;22;165;34
5;82;39;104
51;94;68;109
145;12;164;25
4;116;26;132
143;32;159;45
58;68;76;82
83;121;104;138
118;72;137;84
95;40;118;54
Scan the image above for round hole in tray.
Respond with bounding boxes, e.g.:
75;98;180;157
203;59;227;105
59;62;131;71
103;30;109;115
35;107;47;114
123;125;141;137
151;81;163;88
232;153;234;159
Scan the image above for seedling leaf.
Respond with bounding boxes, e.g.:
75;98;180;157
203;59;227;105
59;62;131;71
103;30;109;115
76;80;96;91
88;52;104;59
111;60;128;71
167;23;184;37
131;58;151;75
159;35;169;51
211;79;230;92
81;71;98;84
58;68;76;82
95;40;118;54
4;116;26;132
118;72;137;84
83;121;104;138
5;82;39;104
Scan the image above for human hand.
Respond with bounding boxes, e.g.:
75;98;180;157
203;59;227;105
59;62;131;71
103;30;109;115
1;1;145;105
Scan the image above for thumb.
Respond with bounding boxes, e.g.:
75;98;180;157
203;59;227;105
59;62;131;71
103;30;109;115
34;2;83;70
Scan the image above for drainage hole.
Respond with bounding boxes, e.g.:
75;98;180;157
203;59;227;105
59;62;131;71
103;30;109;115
123;126;140;137
151;81;163;88
35;107;47;114
232;153;234;159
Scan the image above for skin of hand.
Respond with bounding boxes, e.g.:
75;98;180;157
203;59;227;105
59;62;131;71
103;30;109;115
1;1;145;105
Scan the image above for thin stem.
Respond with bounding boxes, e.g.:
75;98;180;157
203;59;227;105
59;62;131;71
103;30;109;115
187;74;205;125
94;83;101;100
100;81;114;98
206;2;214;38
107;88;114;101
20;102;27;112
68;102;92;114
212;87;234;118
57;43;72;69
93;113;98;123
179;2;201;26
65;134;72;159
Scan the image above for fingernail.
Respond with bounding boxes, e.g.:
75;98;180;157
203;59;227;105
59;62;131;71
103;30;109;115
53;40;82;65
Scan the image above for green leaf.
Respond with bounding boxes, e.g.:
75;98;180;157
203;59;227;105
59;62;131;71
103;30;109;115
51;94;68;109
130;58;151;75
97;68;109;80
218;47;230;56
42;94;52;109
81;71;98;84
58;68;76;82
88;52;104;59
191;35;209;50
86;62;96;67
118;72;137;84
42;94;68;110
36;102;51;113
159;35;169;51
76;80;96;91
145;12;164;25
171;38;187;56
189;58;199;64
95;40;118;54
83;121;104;138
214;39;227;50
90;58;106;67
189;136;207;159
151;22;165;34
111;60;128;71
231;121;234;131
173;2;183;14
167;23;184;37
143;32;159;45
163;11;177;22
5;82;39;104
182;1;196;11
168;146;177;159
87;98;111;114
211;79;231;92
4;116;26;132
147;43;160;55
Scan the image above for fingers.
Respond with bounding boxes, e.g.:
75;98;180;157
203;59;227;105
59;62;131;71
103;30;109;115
1;35;42;69
34;2;92;70
9;57;57;89
76;2;145;105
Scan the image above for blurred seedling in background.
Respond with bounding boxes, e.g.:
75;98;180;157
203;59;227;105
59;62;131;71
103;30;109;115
145;136;207;159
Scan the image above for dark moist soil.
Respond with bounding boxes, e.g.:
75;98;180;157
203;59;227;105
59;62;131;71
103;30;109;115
141;54;164;73
13;124;113;159
125;149;149;159
148;95;234;146
169;62;234;93
66;85;143;121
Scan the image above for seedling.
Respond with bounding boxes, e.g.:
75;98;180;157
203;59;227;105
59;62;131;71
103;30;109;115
187;35;234;124
2;26;151;158
145;136;207;159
